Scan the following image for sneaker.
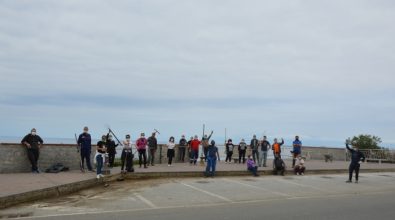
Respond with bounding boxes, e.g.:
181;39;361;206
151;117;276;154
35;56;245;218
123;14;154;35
355;180;358;184
99;174;105;178
346;180;352;183
301;173;304;176
168;164;170;167
96;175;101;179
296;173;300;176
35;170;40;174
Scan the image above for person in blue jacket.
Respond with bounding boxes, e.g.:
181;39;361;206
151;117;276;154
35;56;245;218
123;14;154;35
77;126;93;172
346;140;365;183
292;136;302;168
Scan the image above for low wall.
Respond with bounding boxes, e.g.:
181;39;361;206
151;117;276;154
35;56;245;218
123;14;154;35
0;143;347;173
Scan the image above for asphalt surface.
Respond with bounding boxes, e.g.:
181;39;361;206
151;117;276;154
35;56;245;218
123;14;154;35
1;172;395;219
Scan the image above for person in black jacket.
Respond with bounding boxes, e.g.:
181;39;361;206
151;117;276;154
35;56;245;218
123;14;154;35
346;140;365;183
106;134;118;168
21;128;44;173
178;135;188;162
77;126;93;172
147;133;158;166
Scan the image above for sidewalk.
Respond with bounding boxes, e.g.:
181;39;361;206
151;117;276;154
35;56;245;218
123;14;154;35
1;159;395;209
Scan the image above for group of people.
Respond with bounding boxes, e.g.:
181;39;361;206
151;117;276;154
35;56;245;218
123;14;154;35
20;128;365;182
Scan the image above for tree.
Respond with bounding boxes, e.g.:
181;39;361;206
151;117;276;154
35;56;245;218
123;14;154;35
346;134;382;149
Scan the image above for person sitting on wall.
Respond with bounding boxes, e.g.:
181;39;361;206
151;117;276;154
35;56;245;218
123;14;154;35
294;156;306;175
273;153;286;176
247;155;259;177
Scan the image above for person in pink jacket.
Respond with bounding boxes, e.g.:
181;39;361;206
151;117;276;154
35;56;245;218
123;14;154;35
136;133;148;168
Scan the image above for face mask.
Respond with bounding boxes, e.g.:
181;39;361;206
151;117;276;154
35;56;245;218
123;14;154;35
31;132;36;136
126;138;130;142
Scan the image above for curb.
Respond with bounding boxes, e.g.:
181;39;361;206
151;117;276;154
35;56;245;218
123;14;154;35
2;168;395;209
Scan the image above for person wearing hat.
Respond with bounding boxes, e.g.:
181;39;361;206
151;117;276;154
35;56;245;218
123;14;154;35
225;139;235;163
205;140;220;177
136;133;148;168
106;133;118;168
250;135;259;163
121;134;134;173
77;126;93;172
238;139;247;164
21;128;44;173
178;135;188;162
147;133;158;166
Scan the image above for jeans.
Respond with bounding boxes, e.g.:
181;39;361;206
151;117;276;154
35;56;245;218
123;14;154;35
96;154;103;175
259;151;268;167
27;148;39;171
248;166;258;176
252;150;259;163
205;157;217;176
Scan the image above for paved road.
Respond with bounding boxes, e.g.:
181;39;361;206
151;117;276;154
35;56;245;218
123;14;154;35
1;172;395;219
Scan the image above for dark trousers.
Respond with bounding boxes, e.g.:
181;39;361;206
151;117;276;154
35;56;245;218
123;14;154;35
108;152;115;167
121;150;134;172
27;148;39;171
273;167;285;176
148;149;156;165
248;166;259;176
225;151;233;162
138;149;147;167
80;149;92;170
179;147;186;162
190;150;199;165
349;163;360;181
239;150;246;163
167;149;175;165
294;166;306;175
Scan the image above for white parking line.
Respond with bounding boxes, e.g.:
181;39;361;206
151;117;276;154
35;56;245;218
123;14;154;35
222;178;290;197
275;179;331;193
134;193;158;208
179;182;232;202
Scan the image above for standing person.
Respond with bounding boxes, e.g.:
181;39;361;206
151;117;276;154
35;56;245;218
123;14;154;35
225;139;234;163
272;138;284;158
259;136;271;167
106;134;118;168
294;156;306;175
147;133;158;166
187;136;193;162
190;135;201;165
273;154;286;176
250;135;259;163
121;134;134;173
201;131;213;161
178;135;188;162
77;126;94;172
292;136;302;168
95;135;107;179
21;128;43;173
346;140;365;183
205;140;220;177
247;155;259;177
136;133;148;168
238;139;247;164
167;137;176;166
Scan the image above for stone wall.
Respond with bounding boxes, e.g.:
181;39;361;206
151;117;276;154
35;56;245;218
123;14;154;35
0;143;348;173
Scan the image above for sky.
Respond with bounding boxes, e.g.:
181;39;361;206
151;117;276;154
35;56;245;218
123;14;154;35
0;0;394;147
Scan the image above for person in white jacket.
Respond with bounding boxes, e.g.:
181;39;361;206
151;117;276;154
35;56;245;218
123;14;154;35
167;137;176;166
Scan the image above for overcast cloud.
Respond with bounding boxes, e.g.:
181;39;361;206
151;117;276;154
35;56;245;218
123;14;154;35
0;0;394;146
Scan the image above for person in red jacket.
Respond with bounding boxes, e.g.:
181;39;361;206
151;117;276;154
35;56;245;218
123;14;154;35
136;133;148;168
189;135;201;165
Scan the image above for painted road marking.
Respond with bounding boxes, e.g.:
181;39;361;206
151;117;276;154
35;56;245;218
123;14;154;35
134;193;158;208
222;178;290;197
179;182;232;202
275;178;331;193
